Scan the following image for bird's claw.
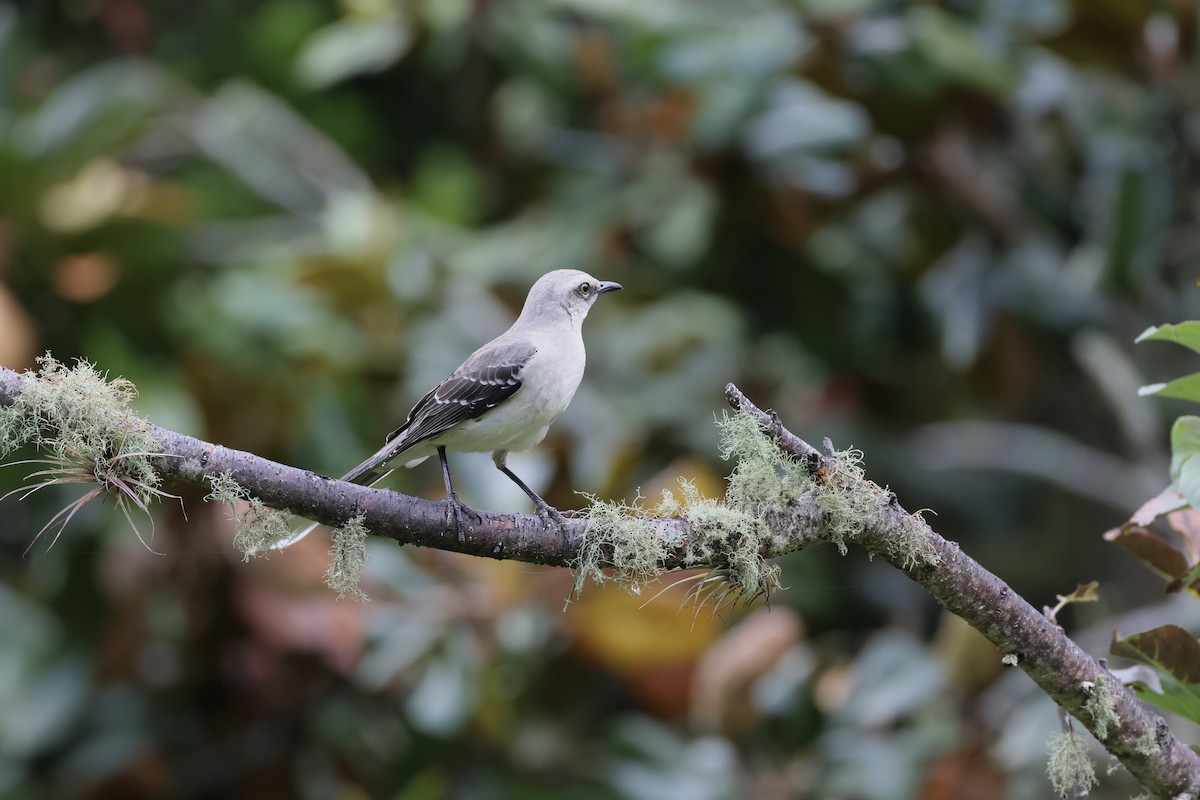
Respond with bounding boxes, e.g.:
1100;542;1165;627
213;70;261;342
444;493;478;543
536;502;572;543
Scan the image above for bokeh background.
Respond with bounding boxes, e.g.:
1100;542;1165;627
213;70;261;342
4;0;1200;797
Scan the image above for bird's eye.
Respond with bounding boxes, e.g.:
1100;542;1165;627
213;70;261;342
578;282;591;296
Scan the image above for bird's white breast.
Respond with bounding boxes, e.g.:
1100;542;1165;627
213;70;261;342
435;328;585;454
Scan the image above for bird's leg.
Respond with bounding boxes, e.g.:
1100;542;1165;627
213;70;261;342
437;446;474;543
496;463;571;542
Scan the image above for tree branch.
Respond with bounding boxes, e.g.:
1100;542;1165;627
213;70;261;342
2;362;1198;796
725;382;1200;799
0;365;600;565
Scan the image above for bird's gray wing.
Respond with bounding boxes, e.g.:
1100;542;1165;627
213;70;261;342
338;338;536;485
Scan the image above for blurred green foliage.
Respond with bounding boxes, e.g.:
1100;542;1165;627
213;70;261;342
3;0;1200;797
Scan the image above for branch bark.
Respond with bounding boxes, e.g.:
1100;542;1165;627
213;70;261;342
2;363;1198;797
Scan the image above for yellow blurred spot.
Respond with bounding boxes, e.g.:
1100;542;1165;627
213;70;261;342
39;159;193;233
812;660;854;713
568;576;722;675
568;576;728;716
40;160;140;233
933;611;1003;693
123;181;197;227
344;0;396;20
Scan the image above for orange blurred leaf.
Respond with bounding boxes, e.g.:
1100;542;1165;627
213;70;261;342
0;282;36;368
53;253;119;303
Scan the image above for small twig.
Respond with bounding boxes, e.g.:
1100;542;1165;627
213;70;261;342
725;383;831;472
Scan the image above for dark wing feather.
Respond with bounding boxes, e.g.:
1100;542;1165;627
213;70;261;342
388;363;526;446
338;340;535;485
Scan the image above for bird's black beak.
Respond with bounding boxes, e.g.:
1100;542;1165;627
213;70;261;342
597;281;623;294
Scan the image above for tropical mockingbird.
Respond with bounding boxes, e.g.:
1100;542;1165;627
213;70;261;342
281;269;621;547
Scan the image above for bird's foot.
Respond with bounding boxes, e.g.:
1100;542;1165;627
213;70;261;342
443;492;478;543
535;501;572;544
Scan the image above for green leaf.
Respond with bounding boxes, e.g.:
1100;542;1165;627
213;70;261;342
908;7;1019;95
1056;581;1100;605
1112;626;1200;724
1107;170;1146;290
1139;373;1200;404
1180;458;1200;518
295;17;412;90
1124;674;1200;723
1136;322;1200;355
1169;560;1200;594
1169;416;1200;482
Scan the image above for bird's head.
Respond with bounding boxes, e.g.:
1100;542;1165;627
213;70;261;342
518;269;622;327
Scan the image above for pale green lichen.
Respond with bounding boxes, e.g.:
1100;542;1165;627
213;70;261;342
880;512;942;571
1046;730;1097;798
717;409;814;513
573;409;938;605
677;478;779;600
1;355;167;550
570;483;779;612
204;471;246;507
1131;733;1160;759
1083;674;1119;741
1001;653;1019;666
205;471;293;559
326;515;369;602
810;448;872;556
808;449;939;569
571;493;671;601
1;355;162;502
724;409;938;569
207;472;368;598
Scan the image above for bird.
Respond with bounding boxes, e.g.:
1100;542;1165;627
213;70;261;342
277;269;622;549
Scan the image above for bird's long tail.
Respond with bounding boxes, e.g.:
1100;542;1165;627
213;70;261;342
252;437;408;553
339;448;398;487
